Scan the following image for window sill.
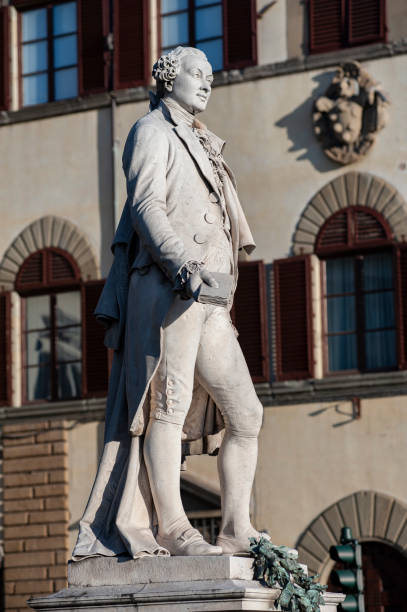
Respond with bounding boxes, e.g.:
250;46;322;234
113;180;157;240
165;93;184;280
255;369;407;406
1;39;406;128
0;396;106;424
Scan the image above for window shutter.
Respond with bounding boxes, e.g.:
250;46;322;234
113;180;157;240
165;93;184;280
396;245;407;370
78;0;109;95
223;0;257;70
82;280;109;396
232;260;269;382
348;0;385;46
0;7;10;111
274;255;314;381
113;0;149;89
309;0;343;54
0;292;11;405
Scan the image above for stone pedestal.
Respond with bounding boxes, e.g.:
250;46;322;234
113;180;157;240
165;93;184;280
28;556;345;612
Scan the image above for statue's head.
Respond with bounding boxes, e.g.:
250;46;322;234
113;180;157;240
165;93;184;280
152;46;213;114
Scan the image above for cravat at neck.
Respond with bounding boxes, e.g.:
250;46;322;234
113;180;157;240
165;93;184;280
163;97;195;128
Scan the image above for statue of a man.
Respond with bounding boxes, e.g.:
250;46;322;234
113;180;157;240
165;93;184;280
73;46;264;560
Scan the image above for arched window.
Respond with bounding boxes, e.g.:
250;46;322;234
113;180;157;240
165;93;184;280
16;248;108;403
274;206;407;380
316;207;396;373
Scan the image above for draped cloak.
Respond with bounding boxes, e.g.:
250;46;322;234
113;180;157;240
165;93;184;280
72;101;255;560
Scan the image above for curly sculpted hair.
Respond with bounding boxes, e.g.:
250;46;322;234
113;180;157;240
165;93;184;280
152;46;208;99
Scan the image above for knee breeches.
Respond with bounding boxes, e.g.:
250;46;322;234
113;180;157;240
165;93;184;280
150;296;263;438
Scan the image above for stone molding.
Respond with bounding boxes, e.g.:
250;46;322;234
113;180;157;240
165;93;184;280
0;41;406;128
293;172;407;255
0;216;99;290
296;490;407;581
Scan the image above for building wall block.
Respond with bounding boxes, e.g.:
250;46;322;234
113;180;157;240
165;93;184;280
2;420;69;612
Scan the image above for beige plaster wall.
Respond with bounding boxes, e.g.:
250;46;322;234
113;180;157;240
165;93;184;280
67;420;104;553
0;107;114;277
255;395;407;548
387;0;407;43
257;0;288;65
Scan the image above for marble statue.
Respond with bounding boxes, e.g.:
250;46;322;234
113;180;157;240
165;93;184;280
72;46;264;560
313;61;389;165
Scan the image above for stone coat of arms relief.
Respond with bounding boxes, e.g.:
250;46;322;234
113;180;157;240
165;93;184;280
313;61;390;165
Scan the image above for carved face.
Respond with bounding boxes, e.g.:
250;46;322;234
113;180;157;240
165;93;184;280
166;54;213;114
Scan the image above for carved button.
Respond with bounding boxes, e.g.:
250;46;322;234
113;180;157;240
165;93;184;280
194;233;208;244
167;408;174;415
204;212;216;224
209;192;219;203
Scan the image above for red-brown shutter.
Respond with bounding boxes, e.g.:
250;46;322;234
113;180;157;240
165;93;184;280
78;0;109;95
0;292;11;405
309;0;343;54
113;0;149;90
232;260;269;382
82;280;109;396
396;245;407;369
0;7;10;111
223;0;257;70
274;255;314;381
348;0;386;46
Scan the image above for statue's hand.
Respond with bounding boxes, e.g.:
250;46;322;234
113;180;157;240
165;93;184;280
185;270;219;301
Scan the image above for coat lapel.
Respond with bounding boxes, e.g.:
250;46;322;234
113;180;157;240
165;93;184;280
174;123;220;197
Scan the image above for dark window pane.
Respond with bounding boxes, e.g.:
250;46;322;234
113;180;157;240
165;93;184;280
197;38;222;70
365;330;397;370
54;67;78;100
56;291;81;326
328;334;357;371
22;41;48;74
27;365;51;401
53;1;77;36
57;362;81;399
161;13;189;47
195;0;220;6
56;328;81;363
327;296;356;333
23;73;48;105
363;252;393;291
195;5;222;40
161;0;188;12
326;257;355;294
54;34;77;69
365;292;395;331
26;330;51;367
22;8;47;43
26;295;50;330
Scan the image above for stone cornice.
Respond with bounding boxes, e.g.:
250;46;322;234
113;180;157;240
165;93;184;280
257;370;407;407
0;370;406;426
0;40;406;127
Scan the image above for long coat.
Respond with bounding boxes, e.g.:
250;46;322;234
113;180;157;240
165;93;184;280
72;101;255;560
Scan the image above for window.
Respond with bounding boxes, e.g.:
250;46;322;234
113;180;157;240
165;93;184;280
274;207;407;381
324;252;396;372
14;248;109;403
161;0;223;71
309;0;386;54
21;1;78;106
159;0;257;71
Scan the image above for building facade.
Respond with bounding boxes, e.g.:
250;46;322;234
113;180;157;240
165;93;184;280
0;0;407;610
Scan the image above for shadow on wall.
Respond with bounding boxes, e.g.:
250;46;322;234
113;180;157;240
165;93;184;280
275;71;339;173
97;108;115;276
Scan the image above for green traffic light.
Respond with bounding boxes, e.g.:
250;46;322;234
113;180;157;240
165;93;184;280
340;594;365;612
331;568;364;591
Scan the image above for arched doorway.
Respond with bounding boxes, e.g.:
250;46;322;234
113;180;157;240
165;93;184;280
328;541;407;611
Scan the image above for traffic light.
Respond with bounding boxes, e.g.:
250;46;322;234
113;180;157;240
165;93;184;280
329;527;365;612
